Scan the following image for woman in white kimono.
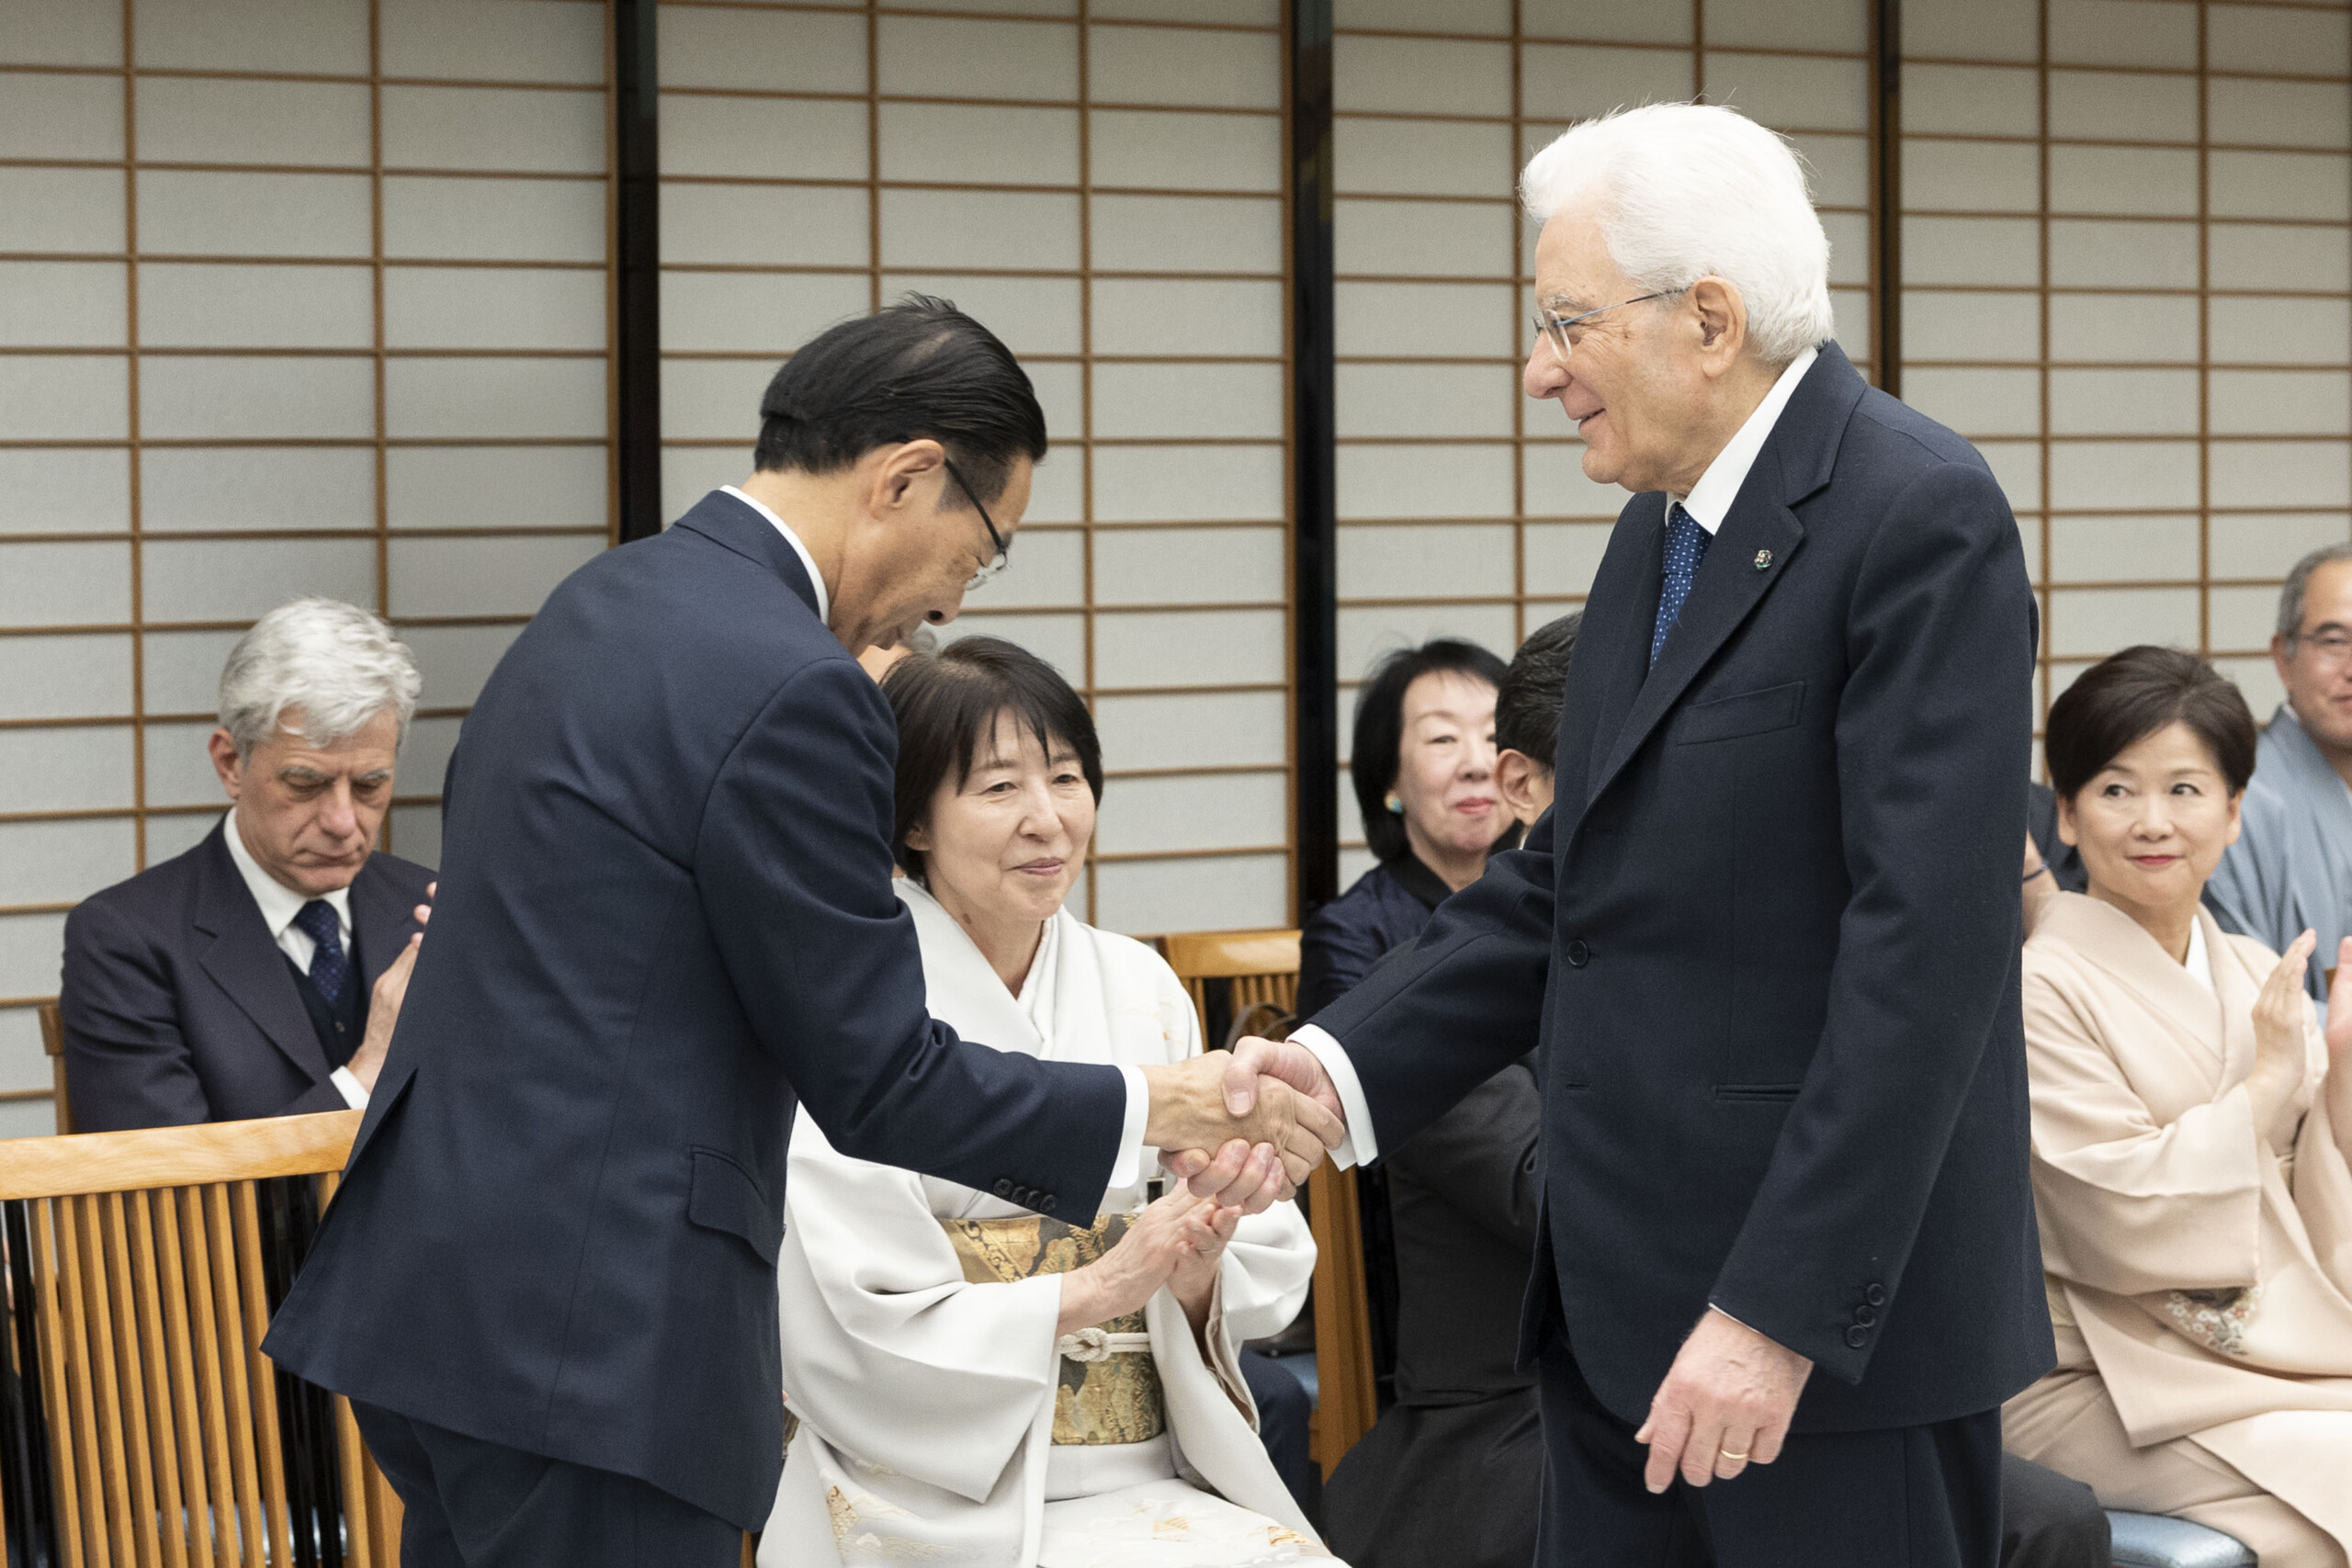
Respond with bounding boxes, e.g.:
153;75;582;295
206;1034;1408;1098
760;636;1332;1568
2005;645;2352;1567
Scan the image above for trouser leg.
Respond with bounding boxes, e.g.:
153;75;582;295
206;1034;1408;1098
1691;1405;2004;1568
1532;1339;1710;1568
352;1401;744;1568
1238;1348;1316;1513
1997;1452;2109;1568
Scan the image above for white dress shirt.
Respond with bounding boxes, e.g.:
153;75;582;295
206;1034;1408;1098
724;490;1157;1183
220;810;372;1110
1292;345;1825;1167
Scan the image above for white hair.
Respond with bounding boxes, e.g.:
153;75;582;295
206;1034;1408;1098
1520;103;1836;366
219;598;423;758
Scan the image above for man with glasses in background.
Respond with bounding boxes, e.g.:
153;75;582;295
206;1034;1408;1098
2207;542;2352;1003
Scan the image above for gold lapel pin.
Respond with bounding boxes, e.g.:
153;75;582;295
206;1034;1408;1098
1753;549;1773;570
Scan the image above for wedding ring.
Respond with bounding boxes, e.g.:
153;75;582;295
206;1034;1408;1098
1717;1448;1749;1461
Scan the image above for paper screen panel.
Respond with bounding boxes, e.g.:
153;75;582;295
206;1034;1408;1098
0;0;616;1130
657;0;1293;935
1904;0;2352;739
1329;0;1879;882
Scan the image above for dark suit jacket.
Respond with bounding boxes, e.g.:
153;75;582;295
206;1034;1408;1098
262;491;1129;1529
1297;854;1451;1019
59;821;430;1131
1311;344;2053;1434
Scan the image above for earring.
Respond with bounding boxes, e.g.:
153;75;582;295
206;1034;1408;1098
1385;795;1404;815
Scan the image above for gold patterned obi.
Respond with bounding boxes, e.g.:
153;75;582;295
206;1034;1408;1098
942;1211;1165;1447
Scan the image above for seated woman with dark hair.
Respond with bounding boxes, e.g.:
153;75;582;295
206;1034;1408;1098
759;637;1333;1568
2004;645;2352;1568
1297;638;1516;1019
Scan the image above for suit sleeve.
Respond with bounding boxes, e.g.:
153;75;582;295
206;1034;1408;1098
1300;809;1558;1153
1708;460;2036;1382
59;898;216;1131
695;656;1127;1220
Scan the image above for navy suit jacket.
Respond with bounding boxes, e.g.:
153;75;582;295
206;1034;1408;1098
1312;344;2054;1434
60;821;430;1131
263;491;1130;1529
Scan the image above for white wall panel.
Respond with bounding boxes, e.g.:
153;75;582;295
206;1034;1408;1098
657;0;1290;933
0;0;615;1139
1907;0;2352;750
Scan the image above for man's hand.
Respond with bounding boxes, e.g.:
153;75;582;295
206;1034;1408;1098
346;933;420;1093
1220;1034;1345;1126
1140;1051;1343;1213
1634;1308;1813;1492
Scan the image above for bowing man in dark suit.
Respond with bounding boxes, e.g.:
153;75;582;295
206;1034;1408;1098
61;598;434;1131
1225;107;2051;1566
262;298;1339;1568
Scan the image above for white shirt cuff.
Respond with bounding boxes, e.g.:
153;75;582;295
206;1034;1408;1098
331;1066;371;1111
1108;1062;1152;1190
1289;1025;1377;1168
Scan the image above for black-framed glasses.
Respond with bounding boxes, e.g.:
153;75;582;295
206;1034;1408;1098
942;456;1011;592
1531;288;1688;363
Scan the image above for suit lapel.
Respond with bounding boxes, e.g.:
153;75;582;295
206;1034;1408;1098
192;826;334;1087
349;855;422;992
1584;346;1866;805
1582;495;1668;805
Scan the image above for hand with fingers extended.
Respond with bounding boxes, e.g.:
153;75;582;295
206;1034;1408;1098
2250;928;2322;1151
1634;1308;1814;1494
1055;1186;1236;1337
346;879;436;1094
1140;1047;1344;1213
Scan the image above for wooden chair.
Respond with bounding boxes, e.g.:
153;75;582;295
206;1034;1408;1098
39;1000;74;1136
1156;930;1380;1478
0;1109;402;1565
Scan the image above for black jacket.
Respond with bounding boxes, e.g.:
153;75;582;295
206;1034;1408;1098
1311;344;2054;1433
263;491;1130;1529
60;821;430;1130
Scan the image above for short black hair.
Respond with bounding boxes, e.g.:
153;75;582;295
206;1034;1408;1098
1495;612;1581;766
1351;637;1510;863
753;294;1048;507
2044;645;2257;801
879;636;1102;883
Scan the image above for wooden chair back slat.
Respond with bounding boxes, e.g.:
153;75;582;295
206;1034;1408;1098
39;1000;72;1136
1304;1164;1380;1476
0;1111;402;1564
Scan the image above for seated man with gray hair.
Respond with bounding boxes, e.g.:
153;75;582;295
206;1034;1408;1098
2205;541;2352;1005
61;598;435;1130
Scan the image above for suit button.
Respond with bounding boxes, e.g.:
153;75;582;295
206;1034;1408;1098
1853;1305;1877;1327
1040;1195;1057;1213
992;1179;1013;1197
1864;1283;1886;1306
1566;940;1590;968
1844;1325;1870;1348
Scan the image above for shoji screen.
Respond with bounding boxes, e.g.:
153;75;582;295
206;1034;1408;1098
1329;0;1879;884
0;0;615;1134
1902;0;2352;731
656;0;1294;935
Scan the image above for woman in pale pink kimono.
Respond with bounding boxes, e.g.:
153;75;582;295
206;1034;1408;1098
2006;646;2352;1567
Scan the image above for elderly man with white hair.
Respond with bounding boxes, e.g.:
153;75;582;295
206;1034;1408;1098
61;597;435;1130
1225;104;2052;1565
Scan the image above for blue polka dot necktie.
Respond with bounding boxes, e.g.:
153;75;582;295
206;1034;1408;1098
293;899;350;1005
1651;502;1712;667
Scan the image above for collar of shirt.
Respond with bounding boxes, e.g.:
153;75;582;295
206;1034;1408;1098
1668;344;1820;536
721;485;831;626
220;809;351;950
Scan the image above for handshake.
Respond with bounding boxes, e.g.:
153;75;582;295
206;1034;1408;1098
1137;1036;1347;1215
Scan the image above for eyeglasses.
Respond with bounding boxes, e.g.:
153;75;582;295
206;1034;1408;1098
942;457;1011;592
2293;629;2352;666
1531;288;1688;364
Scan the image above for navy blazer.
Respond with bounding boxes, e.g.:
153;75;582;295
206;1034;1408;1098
263;491;1129;1529
1311;344;2053;1434
60;821;430;1131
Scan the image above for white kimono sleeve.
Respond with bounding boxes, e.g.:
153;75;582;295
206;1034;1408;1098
775;1110;1063;1505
